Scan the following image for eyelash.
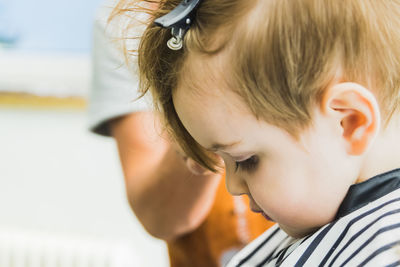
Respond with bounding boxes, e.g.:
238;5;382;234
234;156;259;172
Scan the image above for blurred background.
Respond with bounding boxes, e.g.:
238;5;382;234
0;0;168;266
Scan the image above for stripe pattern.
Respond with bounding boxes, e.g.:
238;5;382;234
226;188;400;266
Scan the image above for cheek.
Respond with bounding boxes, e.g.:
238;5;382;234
246;152;344;228
246;163;304;215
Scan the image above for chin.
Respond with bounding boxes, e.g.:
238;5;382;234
280;224;320;239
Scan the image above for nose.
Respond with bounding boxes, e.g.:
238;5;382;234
225;171;249;196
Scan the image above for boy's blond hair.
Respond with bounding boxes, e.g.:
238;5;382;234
114;0;400;171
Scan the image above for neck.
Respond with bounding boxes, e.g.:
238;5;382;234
358;116;400;183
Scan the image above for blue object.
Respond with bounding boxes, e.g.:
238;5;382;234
0;0;103;53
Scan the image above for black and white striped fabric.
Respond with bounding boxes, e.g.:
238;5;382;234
226;168;400;267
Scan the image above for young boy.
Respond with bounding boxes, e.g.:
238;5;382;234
117;0;400;265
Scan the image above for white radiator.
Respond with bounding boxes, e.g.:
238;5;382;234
0;229;140;267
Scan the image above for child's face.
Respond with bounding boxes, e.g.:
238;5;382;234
173;84;360;238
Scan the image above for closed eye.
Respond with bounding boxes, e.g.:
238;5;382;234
235;155;259;173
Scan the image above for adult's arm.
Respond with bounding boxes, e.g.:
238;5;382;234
110;111;221;240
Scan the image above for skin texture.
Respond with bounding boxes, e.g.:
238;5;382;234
173;76;400;238
111;111;221;241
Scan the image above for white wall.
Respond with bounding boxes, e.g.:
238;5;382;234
0;51;90;98
0;107;169;266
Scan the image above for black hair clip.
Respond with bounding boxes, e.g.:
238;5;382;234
154;0;203;50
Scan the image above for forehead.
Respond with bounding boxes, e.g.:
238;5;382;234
173;83;302;156
173;67;254;150
178;51;230;94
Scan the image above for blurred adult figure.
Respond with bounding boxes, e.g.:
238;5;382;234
88;2;273;266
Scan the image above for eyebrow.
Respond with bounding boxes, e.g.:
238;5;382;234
208;141;241;151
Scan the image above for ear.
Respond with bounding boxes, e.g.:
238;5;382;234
321;82;381;155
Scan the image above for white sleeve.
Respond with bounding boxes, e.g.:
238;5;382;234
88;2;150;136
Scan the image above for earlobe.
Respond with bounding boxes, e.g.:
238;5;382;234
322;82;381;155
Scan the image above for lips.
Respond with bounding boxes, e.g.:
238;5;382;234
250;208;275;222
249;198;275;222
251;208;263;213
249;199;262;213
261;212;275;222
